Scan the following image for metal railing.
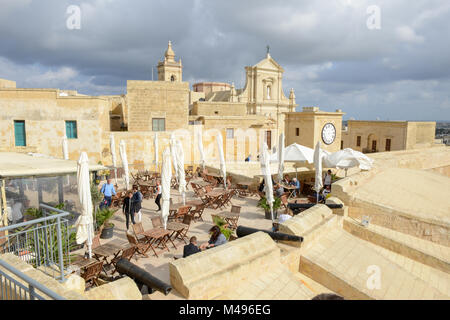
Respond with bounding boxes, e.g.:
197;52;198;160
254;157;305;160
0;259;66;300
0;204;72;283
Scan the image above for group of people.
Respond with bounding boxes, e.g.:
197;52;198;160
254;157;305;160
183;225;228;258
99;179;144;230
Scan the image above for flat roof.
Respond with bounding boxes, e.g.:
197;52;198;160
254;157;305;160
0;152;106;179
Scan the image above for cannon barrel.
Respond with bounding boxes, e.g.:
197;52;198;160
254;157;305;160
116;258;172;295
236;226;303;243
288;203;343;209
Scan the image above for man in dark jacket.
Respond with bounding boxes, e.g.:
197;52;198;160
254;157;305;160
122;191;135;230
183;236;200;258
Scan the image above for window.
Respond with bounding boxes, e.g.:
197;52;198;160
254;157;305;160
226;128;234;139
341;140;344;150
385;139;391;151
152;118;165;131
170;75;175;82
356;136;361;147
267;85;271;99
14;120;26;146
65;121;78;139
296;128;300;136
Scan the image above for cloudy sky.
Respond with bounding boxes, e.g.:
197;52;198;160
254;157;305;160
1;0;449;120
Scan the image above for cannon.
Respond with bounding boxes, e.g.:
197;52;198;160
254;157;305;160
115;258;172;295
236;226;303;243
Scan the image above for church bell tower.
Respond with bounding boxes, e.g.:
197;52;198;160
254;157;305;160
157;41;183;82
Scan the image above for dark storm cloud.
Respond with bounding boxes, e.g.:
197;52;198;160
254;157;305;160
0;0;449;120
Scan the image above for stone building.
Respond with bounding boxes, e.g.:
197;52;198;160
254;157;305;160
342;120;437;153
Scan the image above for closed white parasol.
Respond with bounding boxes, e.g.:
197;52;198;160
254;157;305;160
260;143;274;221
216;133;227;189
176;140;187;205
119;140;130;190
161;147;172;229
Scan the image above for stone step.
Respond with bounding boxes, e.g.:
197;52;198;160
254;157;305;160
300;228;449;300
343;218;450;274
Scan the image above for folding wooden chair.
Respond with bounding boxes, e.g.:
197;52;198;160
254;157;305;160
132;222;147;242
80;260;104;288
111;246;136;274
126;233;150;258
189;203;206;222
151;216;163;228
178;214;193;243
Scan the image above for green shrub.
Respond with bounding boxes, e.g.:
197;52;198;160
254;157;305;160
257;196;281;211
212;216;233;240
95;208;116;230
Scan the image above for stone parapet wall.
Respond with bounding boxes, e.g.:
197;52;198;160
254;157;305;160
169;232;280;299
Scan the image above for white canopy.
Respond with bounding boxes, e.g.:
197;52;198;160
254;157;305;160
323;148;374;170
277;133;285;182
270;143;314;164
197;130;206;170
161;147;172;229
261;143;274;221
62;135;69;160
216;133;227;189
109;133;118;185
313;141;324;198
176;140;187;205
119;140;130;190
75;152;94;258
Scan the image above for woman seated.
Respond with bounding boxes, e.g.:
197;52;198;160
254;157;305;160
199;226;227;250
282;175;290;186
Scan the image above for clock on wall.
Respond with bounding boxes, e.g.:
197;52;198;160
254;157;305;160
321;123;336;145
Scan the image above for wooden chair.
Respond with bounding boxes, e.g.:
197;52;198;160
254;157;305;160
126;233;150;258
168;206;191;222
204;185;213;193
80;260;104;288
189;203;206;222
111;246;136;274
132;222;147;242
151;216;163;229
178;214;193;243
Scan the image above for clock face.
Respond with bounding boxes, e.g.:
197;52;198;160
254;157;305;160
322;123;336;145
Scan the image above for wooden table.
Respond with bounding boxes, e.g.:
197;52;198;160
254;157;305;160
282;184;297;199
185;200;203;207
195;181;211;187
72;258;97;270
92;240;131;271
205;190;226;198
167;222;188;244
141;228;175;257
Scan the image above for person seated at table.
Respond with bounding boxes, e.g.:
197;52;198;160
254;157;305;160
289;178;301;197
258;179;265;192
321;185;331;201
195;167;202;177
183;236;201;258
200;226;227;250
275;183;284;197
245;154;251;162
282;175;290;186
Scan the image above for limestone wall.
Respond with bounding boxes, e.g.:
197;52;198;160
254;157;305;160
127;80;189;132
169;232;280;299
191;101;247;116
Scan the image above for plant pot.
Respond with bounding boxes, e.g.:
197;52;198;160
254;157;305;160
264;210;278;220
100;223;114;239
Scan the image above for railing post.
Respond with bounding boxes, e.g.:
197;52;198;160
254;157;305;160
28;285;35;300
56;217;65;282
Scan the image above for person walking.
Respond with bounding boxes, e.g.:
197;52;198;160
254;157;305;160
323;170;333;190
100;178;116;209
131;187;143;222
155;180;162;211
122;191;135;231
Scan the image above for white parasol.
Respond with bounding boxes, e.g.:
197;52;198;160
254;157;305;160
261;143;274;222
313;141;324;203
62;135;69;160
161;147;172;229
197;130;206;170
109;133;118;185
75;152;94;258
119;140;130;190
216;133;227;189
176;140;187;205
277;133;285;182
170;133;179;182
154;132;159;171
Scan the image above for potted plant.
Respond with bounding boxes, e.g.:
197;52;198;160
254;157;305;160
257;196;282;220
96;208;116;239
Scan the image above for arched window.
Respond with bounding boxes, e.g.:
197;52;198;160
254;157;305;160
267;85;271;99
170;75;175;82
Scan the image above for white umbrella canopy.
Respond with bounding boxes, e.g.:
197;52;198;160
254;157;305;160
216;133;227;189
314;141;324;203
75;152;94;258
62;135;69;160
176;140;187;205
277;133;285;182
154;132;159;171
323;148;374;170
270;143;314;164
170;133;179;182
161;147;172;229
109;133;118;185
260;143;274;221
197;130;206;170
119;140;130;190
